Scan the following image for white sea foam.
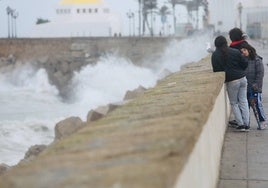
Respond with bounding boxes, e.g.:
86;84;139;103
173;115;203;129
0;33;211;165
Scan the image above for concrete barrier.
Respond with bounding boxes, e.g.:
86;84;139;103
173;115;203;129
0;57;230;188
175;85;230;188
0;37;174;64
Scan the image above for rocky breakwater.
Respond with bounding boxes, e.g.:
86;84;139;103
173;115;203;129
0;56;226;188
0;37;173;98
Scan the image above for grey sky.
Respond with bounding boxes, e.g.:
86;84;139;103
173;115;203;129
0;0;170;38
1;0;266;38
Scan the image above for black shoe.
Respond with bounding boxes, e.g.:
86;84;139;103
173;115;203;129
245;126;250;131
229;120;238;126
229;120;238;128
236;125;246;132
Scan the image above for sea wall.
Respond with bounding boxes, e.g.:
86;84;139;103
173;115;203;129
0;56;230;188
0;37;174;64
0;37;176;97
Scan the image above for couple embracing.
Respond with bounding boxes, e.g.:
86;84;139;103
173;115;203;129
211;28;267;131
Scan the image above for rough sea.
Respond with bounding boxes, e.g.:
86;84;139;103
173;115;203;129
0;33;211;165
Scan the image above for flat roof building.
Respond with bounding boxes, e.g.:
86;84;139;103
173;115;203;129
31;0;122;37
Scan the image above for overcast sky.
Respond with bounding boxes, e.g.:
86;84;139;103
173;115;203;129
0;0;174;38
1;0;266;38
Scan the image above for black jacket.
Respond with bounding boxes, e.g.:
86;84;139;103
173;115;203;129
211;47;248;82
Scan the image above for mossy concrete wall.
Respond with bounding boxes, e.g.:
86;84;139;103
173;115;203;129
0;37;174;65
0;56;230;188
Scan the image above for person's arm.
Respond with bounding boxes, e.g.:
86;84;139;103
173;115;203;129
211;53;225;72
254;57;264;92
239;54;249;70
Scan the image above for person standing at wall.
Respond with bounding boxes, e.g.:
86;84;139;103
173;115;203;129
228;27;250;127
229;27;249;50
240;43;267;129
211;35;250;131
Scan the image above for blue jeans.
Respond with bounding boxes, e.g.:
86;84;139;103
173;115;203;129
247;90;267;122
226;77;249;126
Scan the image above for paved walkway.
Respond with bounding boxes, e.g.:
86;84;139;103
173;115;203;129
218;41;268;188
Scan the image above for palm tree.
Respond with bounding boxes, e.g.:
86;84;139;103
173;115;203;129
158;5;170;35
184;0;203;29
186;0;208;29
143;0;157;36
134;0;143;36
201;0;209;28
167;0;187;35
167;0;205;31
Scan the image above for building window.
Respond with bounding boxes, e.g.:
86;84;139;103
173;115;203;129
77;9;80;13
89;8;92;13
83;8;86;13
56;9;71;14
95;8;98;13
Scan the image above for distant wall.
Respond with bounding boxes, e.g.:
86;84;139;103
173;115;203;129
0;37;177;65
0;37;178;97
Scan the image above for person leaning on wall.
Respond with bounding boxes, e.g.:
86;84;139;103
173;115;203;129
211;35;250;132
228;27;267;129
229;27;249;50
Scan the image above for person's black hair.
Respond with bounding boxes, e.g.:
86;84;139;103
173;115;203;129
229;28;245;41
214;35;227;48
240;43;256;60
214;35;228;61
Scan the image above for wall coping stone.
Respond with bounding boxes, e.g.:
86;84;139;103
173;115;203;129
0;56;226;188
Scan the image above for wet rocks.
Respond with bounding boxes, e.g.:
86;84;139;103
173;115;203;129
0;164;10;175
19;145;47;164
123;85;147;100
54;116;85;141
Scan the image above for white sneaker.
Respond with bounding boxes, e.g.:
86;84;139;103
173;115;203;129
260;121;267;130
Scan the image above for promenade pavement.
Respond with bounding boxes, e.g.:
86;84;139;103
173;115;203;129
218;41;268;188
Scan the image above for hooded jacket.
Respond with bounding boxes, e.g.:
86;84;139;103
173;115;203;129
245;55;264;93
211;47;248;82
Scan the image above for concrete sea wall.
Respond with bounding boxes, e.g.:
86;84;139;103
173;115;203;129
0;37;174;64
0;53;230;188
0;37;175;97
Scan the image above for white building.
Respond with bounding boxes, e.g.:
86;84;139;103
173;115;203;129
31;0;122;37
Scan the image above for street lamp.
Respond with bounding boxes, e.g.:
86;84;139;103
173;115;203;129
12;10;18;38
237;2;243;29
138;0;142;36
6;6;12;38
127;10;134;36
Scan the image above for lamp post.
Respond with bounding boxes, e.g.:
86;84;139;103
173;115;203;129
138;0;142;36
10;9;15;38
133;12;135;36
237;2;243;29
6;6;12;38
12;10;18;38
127;10;134;36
